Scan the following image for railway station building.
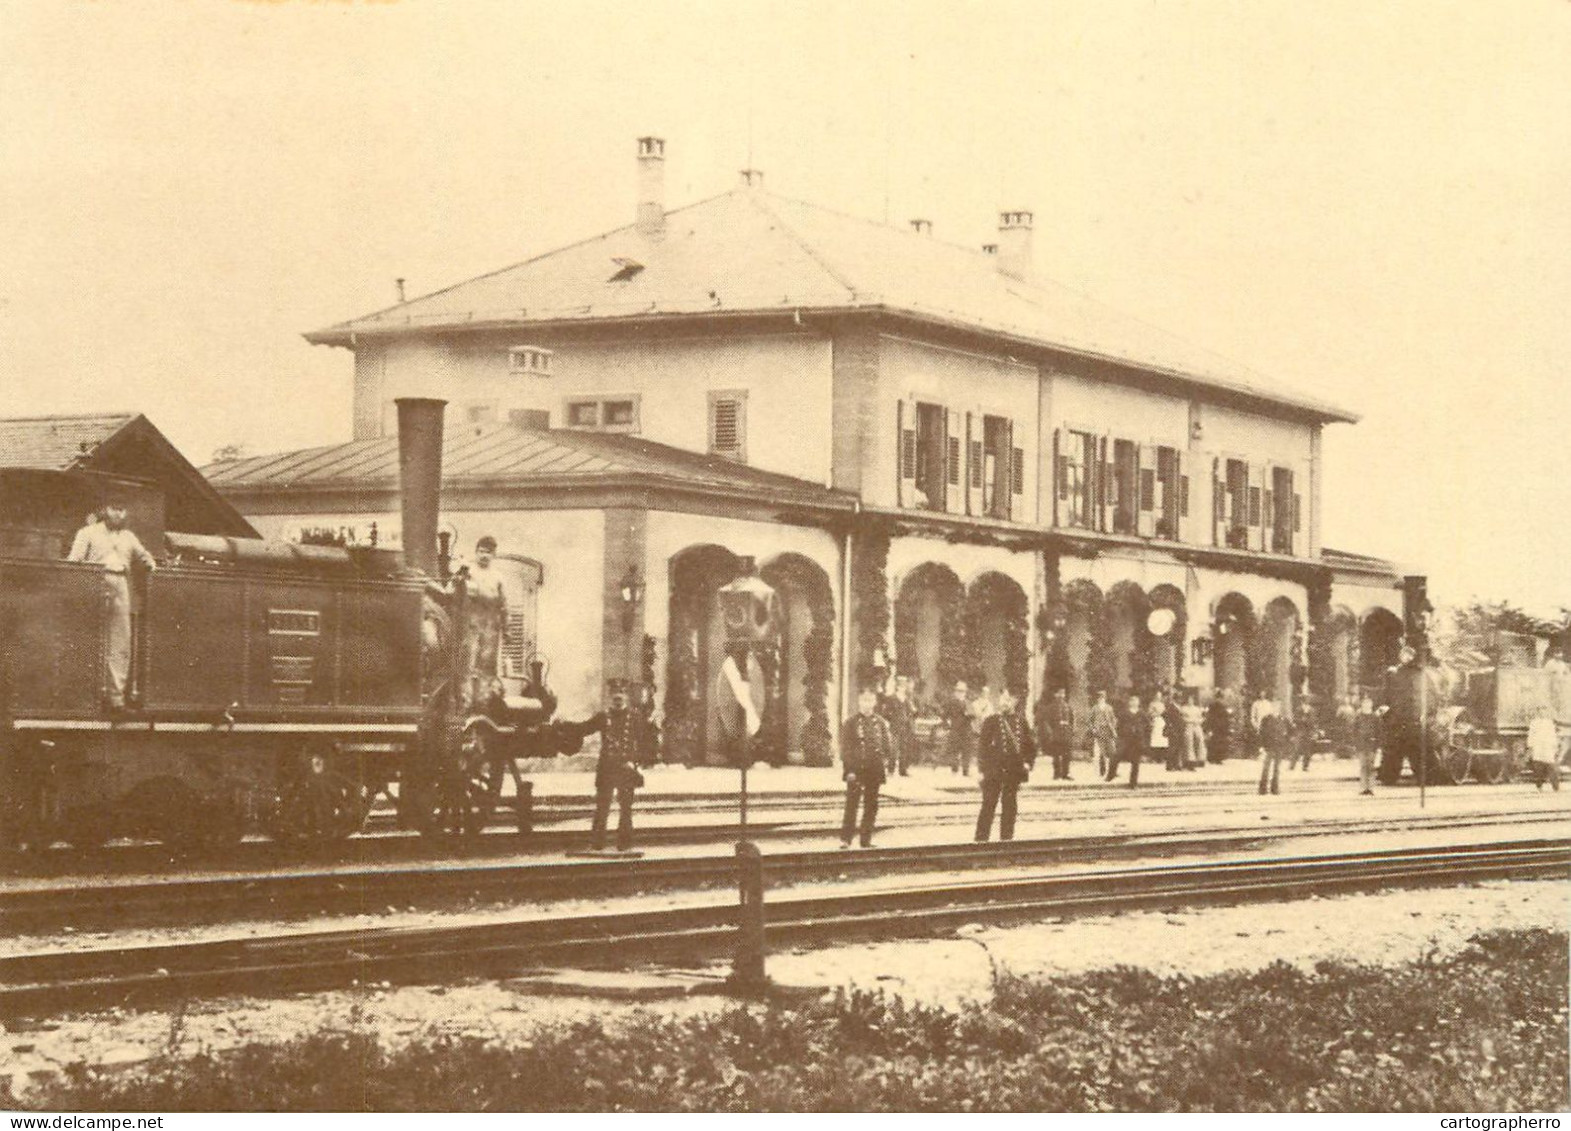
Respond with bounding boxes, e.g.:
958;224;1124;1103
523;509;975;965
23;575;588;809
209;139;1416;764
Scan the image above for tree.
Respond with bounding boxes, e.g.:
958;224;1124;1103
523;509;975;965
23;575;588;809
1432;600;1569;670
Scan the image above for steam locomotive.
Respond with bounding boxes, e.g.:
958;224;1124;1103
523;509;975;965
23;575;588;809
0;399;578;850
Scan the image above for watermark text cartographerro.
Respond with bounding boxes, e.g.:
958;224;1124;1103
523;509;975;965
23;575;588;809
1441;1119;1561;1129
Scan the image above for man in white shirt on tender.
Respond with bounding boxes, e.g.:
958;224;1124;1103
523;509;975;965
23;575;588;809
67;501;157;711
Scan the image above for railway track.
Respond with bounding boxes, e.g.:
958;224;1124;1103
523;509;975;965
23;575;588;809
3;809;1564;932
2;837;1565;1017
6;810;1564;929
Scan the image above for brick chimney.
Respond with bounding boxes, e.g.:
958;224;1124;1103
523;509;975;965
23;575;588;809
996;210;1034;279
636;136;666;239
909;218;933;236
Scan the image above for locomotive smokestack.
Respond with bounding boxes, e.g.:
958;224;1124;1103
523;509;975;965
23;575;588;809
395;397;446;575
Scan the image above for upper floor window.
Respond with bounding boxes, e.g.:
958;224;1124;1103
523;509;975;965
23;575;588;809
709;390;747;461
1155;445;1187;540
899;402;1020;519
509;346;553;377
1111;440;1139;535
1056;429;1096;529
564;395;640;433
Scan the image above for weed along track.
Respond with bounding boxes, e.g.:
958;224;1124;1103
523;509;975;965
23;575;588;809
2;838;1565;1018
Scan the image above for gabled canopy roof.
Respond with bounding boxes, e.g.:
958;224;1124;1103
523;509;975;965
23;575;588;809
204;423;856;513
0;412;257;537
306;187;1356;424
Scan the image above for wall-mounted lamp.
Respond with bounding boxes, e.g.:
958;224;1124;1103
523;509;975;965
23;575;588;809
1191;637;1213;665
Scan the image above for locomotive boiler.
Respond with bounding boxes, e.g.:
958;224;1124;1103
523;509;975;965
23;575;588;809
0;398;558;850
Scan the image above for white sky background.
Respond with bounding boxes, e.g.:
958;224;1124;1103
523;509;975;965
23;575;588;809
1;0;1567;614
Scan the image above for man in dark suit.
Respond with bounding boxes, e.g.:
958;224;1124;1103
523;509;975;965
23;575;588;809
1038;686;1076;781
839;688;892;848
1106;694;1150;787
943;680;976;776
975;688;1036;841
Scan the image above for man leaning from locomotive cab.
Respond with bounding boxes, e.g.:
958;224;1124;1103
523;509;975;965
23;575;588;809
461;535;507;711
67;497;156;713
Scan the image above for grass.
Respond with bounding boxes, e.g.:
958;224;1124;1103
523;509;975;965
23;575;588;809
10;927;1567;1112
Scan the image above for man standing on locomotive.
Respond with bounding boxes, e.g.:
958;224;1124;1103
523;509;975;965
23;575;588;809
67;499;157;712
462;535;507;710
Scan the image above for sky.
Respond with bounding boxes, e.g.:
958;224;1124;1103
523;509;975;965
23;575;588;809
1;0;1567;614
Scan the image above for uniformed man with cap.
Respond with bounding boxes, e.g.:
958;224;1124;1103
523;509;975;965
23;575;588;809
591;678;649;851
67;496;157;712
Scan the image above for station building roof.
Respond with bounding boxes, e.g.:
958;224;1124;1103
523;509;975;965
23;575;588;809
306;186;1356;426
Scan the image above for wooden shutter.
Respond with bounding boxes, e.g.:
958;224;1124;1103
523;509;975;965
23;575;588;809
1010;438;1024;505
1176;451;1188;543
1261;462;1276;553
1100;435;1115;533
897;399;917;507
709;393;746;461
1137;442;1157;537
998;418;1016;520
1212;456;1225;547
1052;428;1064;527
1247;462;1265;551
964;412;982;516
1291;462;1306;557
945;408;963;514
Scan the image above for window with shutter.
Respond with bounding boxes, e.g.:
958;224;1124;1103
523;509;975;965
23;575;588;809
708;390;747;461
1011;446;1024;495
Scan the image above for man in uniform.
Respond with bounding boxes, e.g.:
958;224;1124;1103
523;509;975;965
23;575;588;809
462;535;508;711
878;675;916;777
1038;686;1076;781
944;680;976;776
67;500;157;712
591;679;648;851
975;687;1036;840
839;688;892;848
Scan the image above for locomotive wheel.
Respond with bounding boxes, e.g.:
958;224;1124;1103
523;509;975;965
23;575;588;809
60;804;115;851
431;723;503;838
270;750;368;842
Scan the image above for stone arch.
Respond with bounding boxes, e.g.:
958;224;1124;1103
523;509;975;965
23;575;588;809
1212;592;1256;702
759;553;836;766
893;563;965;708
663;544;745;765
1147;583;1188;693
1102;581;1152;699
1257;595;1302;712
1360;607;1404;694
964;571;1031;701
1318;605;1360;709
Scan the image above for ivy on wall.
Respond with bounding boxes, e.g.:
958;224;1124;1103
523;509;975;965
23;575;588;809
850;522;892;691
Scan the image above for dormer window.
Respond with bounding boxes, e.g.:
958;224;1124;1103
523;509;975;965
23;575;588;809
508;346;553;377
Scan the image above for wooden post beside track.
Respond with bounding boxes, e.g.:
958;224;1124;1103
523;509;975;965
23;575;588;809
728;838;768;995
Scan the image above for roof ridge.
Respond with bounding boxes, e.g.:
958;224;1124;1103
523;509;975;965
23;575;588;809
744;192;860;297
309;189;742;336
0;410;137;424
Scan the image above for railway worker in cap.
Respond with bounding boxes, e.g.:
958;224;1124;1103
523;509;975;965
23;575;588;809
67;498;157;712
461;535;508;710
975;687;1036;841
1377;646;1439;785
839;687;892;848
591;679;649;851
1038;686;1076;781
1087;689;1117;779
878;675;916;777
1256;695;1290;796
1204;691;1234;763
